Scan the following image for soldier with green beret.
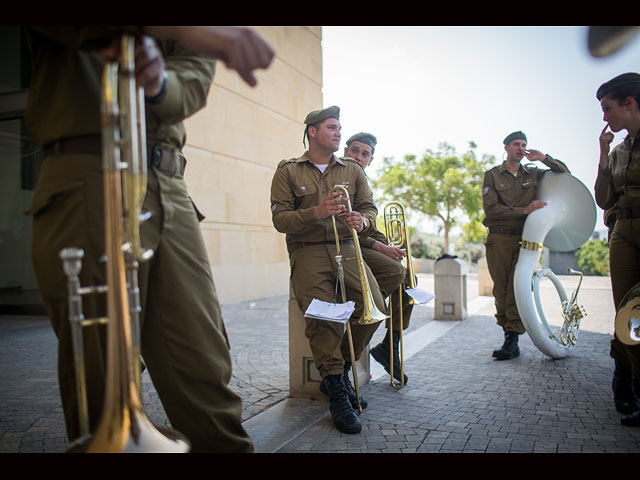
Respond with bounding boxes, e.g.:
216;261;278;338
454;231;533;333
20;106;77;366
23;26;274;452
343;132;412;385
270;107;389;434
594;72;640;426
482;130;569;360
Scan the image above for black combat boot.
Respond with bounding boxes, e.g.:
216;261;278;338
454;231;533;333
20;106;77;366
319;374;361;434
621;409;640;426
342;362;367;410
612;360;640;414
370;330;408;384
320;362;368;410
492;331;520;360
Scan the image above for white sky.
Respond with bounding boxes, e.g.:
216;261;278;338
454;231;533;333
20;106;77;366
321;26;640;235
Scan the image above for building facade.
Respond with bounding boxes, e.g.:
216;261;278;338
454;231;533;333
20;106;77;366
0;26;323;313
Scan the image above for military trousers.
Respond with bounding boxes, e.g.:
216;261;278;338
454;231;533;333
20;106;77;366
29;152;253;453
362;247;413;331
485;232;526;334
290;243;385;377
608;218;640;378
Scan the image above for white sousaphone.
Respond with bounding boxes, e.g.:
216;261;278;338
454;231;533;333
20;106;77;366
513;171;596;359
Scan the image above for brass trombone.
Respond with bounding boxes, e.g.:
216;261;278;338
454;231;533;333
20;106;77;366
330;184;388;412
383;201;417;390
60;34;189;452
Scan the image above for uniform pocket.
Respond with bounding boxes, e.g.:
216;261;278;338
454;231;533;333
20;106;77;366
293;183;316;209
25;180;85;217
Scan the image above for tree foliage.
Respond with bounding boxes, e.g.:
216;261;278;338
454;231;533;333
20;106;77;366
372;142;494;253
575;239;609;276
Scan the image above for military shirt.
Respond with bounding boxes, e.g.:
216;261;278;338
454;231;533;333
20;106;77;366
482;155;570;230
270;152;378;255
360;227;389;249
24;26;216;152
594;135;640;211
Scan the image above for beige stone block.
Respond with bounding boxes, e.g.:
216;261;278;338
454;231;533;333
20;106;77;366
177;26;323;305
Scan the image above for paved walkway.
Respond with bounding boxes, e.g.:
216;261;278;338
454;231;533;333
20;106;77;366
1;273;640;453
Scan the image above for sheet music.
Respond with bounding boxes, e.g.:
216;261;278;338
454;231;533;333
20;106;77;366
304;298;355;324
406;288;436;305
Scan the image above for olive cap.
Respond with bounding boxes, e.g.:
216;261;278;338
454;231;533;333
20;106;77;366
503;131;527;145
346;132;377;152
304;105;340;125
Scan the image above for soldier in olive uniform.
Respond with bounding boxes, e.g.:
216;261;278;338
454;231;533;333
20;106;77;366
482;131;570;360
270;107;389;434
595;176;640;418
342;132;411;385
24;27;274;452
594;72;640;426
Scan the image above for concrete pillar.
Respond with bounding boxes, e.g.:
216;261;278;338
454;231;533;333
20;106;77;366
288;283;370;399
478;256;494;297
434;258;468;320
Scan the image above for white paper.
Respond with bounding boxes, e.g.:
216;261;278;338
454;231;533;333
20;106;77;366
304;298;355;323
406;288;436;305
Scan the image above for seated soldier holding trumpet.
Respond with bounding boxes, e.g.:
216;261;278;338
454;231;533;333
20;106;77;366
270;106;400;434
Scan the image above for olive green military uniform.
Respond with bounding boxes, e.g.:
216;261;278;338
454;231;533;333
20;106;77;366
24;27;252;452
270;152;386;378
595;135;640;377
594;174;632;370
482;155;570;334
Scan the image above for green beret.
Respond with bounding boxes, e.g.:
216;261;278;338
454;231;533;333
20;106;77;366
596;72;640;101
503;131;527;145
346;132;377;151
304;105;340;125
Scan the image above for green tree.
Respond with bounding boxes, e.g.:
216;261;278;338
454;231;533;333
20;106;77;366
372;141;494;254
458;215;487;263
575;239;609;276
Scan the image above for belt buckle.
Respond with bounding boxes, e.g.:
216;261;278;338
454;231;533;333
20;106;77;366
149;146;183;177
149;146;163;170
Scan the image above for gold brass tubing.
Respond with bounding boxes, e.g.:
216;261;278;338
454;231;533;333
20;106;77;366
520;240;544;252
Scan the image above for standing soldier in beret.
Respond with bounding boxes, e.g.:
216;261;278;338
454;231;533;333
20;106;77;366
24;26;274;453
594;72;640;426
342;132;411;385
270;107;388;434
482;131;570;360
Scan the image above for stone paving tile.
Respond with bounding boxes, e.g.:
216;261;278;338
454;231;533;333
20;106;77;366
2;274;640;453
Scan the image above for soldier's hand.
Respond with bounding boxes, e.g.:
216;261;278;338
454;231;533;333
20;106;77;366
373;241;406;261
134;36;166;98
524;199;547;214
314;191;347;219
524;149;545;162
98;35;166;98
599;123;614;157
344;211;364;232
147;26;275;87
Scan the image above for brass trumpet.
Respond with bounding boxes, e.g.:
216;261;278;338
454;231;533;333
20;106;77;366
330;184;387;412
383;201;414;390
60;34;189;452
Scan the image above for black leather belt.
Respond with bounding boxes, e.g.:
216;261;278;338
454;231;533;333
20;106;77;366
489;226;523;236
617;206;640;220
299;239;354;248
45;135;186;177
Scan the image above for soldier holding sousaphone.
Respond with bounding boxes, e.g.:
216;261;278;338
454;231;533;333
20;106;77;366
481;131;570;360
